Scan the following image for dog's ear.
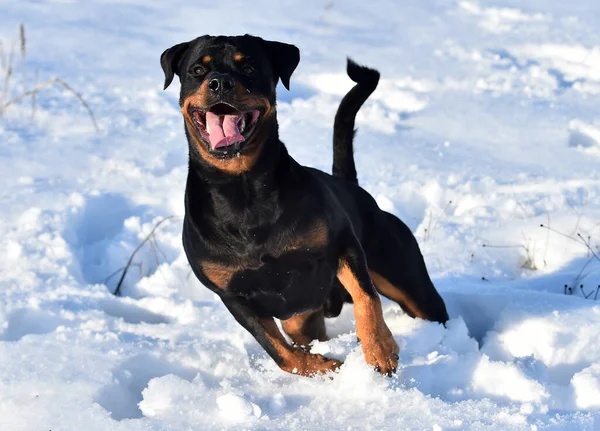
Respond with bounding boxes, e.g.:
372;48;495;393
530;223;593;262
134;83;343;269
160;41;191;90
262;40;300;91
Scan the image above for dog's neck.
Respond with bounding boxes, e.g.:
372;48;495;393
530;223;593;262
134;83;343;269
185;117;295;226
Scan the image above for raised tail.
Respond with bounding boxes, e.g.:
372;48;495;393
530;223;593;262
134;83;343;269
332;58;380;184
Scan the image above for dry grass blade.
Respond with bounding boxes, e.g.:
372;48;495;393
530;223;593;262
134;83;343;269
2;77;100;131
1;42;15;111
113;215;178;296
103;266;127;285
576;233;600;263
540;224;579;243
482;244;523;249
31;69;38;118
19;24;26;58
0;40;5;69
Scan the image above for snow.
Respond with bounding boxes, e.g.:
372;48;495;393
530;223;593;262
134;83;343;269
2;0;600;429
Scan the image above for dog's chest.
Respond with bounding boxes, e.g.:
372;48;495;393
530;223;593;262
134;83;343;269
195;223;336;319
229;247;335;318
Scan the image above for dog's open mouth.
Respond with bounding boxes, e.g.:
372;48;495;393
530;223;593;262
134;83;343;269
191;103;261;152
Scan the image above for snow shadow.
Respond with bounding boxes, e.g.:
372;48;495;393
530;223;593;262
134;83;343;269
97;296;171;325
63;192;179;295
275;81;319;104
437;269;600;408
0;308;66;342
95;354;198;420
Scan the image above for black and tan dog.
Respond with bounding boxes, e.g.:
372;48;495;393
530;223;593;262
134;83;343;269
160;35;449;377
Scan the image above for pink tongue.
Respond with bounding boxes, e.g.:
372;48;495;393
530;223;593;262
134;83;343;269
205;112;245;149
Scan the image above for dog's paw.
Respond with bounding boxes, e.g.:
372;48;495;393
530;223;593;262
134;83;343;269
281;351;343;377
361;329;399;376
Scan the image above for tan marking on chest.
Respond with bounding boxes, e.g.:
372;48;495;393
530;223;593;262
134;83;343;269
282;219;329;253
198;221;328;289
200;261;243;289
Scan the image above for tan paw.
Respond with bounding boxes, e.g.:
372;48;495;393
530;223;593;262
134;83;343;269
281;351;343;377
362;330;399;376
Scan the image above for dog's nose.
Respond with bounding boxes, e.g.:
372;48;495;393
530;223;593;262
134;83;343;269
208;73;235;94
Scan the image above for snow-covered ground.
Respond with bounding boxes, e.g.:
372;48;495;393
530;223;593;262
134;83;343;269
2;0;600;429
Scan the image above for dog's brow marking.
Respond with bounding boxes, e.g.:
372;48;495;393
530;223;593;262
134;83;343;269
234;52;244;61
369;271;429;319
202;55;212;64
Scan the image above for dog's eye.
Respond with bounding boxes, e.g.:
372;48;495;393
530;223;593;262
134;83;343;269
192;66;207;76
242;65;255;76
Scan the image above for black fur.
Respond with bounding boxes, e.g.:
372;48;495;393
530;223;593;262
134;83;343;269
161;35;449;375
332;59;380;184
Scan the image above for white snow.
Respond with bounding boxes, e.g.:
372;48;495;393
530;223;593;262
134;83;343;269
2;0;600;429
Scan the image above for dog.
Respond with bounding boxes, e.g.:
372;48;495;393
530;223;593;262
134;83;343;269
160;34;449;377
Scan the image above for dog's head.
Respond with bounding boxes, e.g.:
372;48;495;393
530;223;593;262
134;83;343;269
161;35;299;174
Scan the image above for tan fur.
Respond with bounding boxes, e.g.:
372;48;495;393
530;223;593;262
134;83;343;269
370;271;429;319
181;82;272;175
198;219;329;290
281;309;328;347
337;262;399;374
283;219;328;253
200;261;243;289
259;317;341;376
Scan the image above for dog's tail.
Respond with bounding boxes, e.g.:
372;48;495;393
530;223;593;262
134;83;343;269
332;58;380;185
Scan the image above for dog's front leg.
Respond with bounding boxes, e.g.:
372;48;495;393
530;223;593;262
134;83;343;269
337;238;399;376
220;294;342;376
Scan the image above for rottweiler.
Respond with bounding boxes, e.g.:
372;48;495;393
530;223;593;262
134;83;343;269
160;34;449;377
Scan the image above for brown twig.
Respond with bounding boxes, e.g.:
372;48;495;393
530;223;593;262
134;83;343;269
31;68;38;118
424;200;452;241
430;200;453;236
572;256;595;288
543;214;550;267
482;241;537;270
583;285;595;299
576;233;600;263
0;40;5;69
104;266;127;285
113;216;178;296
0;41;15;112
19;24;26;58
2;77;100;131
540;224;580;244
424;209;433;241
482;243;524;249
151;236;170;262
103;263;142;285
